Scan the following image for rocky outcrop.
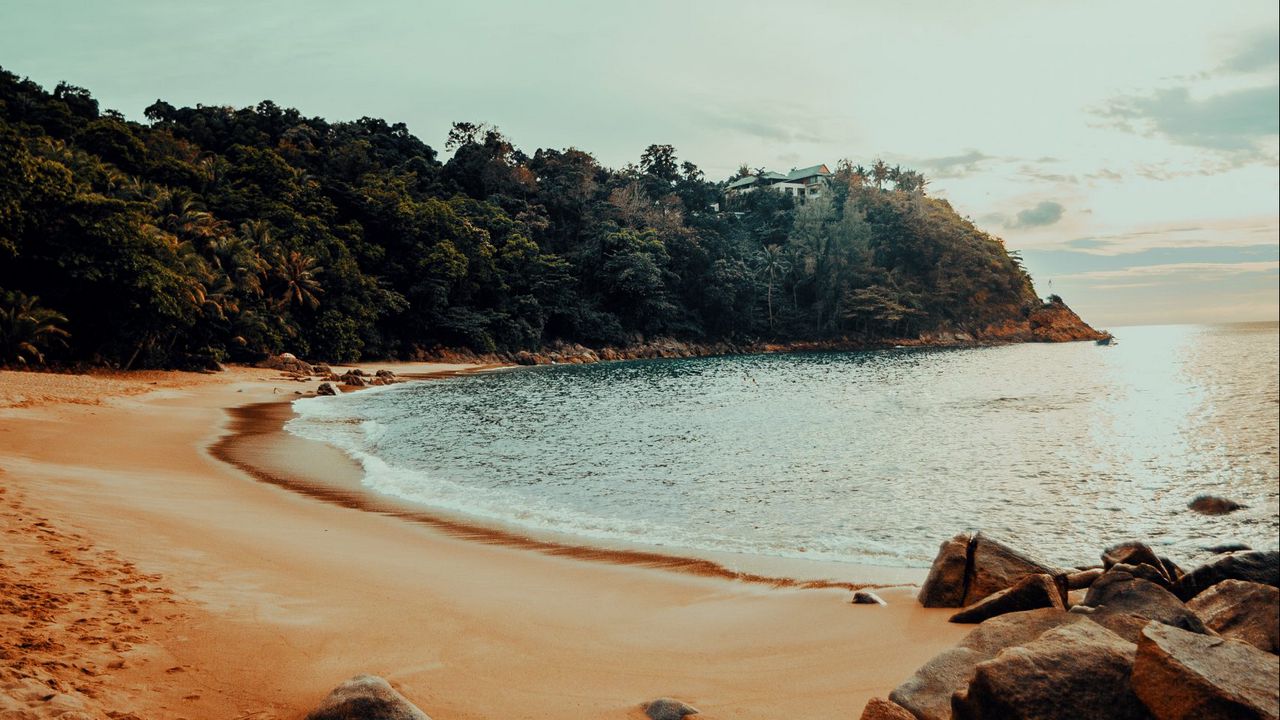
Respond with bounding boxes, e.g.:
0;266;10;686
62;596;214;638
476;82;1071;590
952;620;1150;720
1187;580;1279;653
950;573;1064;624
1131;622;1279;720
1173;550;1280;601
1076;567;1207;642
977;297;1110;344
859;697;916;720
316;382;337;396
1188;494;1245;515
890;608;1083;720
644;697;699;720
304;675;431;720
917;532;1066;608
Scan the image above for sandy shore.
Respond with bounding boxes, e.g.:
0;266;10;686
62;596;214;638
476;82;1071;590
0;364;969;719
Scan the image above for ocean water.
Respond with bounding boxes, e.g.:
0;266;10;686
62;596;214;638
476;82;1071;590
287;323;1280;569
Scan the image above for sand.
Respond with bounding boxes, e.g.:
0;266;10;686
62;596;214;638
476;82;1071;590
0;364;969;719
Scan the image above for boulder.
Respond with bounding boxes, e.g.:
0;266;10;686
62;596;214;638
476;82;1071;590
950;573;1064;624
919;532;973;608
260;352;314;375
1103;542;1177;587
1078;568;1207;642
375;369;396;378
1110;561;1177;590
316;382;337;397
963;533;1066;606
951;619;1150;720
304;675;431;720
1131;622;1279;720
312;364;332;376
1188;495;1245;515
891;608;1082;720
852;590;887;606
644;697;699;720
859;697;915;720
1187;580;1279;654
1068;567;1105;590
348;368;367;377
1173;550;1279;601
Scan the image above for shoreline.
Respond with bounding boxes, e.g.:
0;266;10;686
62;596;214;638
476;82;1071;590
0;364;969;719
218;397;927;590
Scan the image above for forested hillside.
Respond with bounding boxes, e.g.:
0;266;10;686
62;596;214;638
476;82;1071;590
0;68;1086;368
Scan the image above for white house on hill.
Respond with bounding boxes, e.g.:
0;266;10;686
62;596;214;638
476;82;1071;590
724;164;831;204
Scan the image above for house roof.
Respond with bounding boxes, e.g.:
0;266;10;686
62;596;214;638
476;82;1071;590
726;171;788;189
785;164;831;181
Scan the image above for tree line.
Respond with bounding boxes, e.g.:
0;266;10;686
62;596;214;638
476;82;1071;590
0;68;1040;368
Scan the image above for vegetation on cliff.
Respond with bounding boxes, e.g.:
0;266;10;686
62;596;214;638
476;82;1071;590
0;68;1094;368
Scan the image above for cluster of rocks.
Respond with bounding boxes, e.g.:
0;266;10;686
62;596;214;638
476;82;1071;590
304;675;699;720
259;354;403;396
861;532;1279;719
510;339;747;366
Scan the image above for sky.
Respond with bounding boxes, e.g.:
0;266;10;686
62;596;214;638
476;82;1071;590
1;1;1276;326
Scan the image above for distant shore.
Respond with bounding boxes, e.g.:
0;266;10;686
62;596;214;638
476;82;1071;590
0;364;967;719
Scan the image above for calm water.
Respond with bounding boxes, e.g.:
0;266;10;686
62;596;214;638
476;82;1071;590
288;323;1280;569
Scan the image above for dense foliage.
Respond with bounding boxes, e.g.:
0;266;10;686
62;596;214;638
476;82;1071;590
0;68;1039;367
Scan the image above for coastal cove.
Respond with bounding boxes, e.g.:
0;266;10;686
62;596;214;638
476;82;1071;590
285;323;1280;573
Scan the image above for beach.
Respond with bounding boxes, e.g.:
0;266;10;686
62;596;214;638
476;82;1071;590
0;365;969;720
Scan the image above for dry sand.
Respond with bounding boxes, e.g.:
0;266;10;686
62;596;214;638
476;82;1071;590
0;364;969;719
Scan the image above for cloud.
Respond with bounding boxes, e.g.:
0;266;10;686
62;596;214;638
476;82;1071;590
1006;200;1065;229
1060;260;1278;287
1097;83;1279;152
1218;27;1280;75
911;149;997;178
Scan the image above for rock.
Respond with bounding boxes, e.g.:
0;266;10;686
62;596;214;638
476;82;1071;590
950;573;1064;624
339;371;367;387
644;697;699;720
919;532;973;608
1068;567;1105;589
260;352;314;375
304;675;431;720
891;608;1083;720
1104;541;1164;572
1078;568;1207;642
348;368;367;377
852;590;887;605
1188;494;1245;515
1103;542;1175;586
1174;551;1279;601
1187;580;1279;653
316;382;337;396
859;697;916;720
1205;543;1251;554
375;369;396;378
1131;622;1279;720
951;619;1150;720
312;364;332;376
963;532;1066;606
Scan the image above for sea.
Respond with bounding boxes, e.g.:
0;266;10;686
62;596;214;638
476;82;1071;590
286;323;1280;570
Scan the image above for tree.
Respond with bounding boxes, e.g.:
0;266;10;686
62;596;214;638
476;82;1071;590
0;290;69;365
755;244;791;332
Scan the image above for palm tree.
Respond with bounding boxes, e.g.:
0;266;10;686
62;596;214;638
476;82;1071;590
755;244;791;331
273;250;324;310
871;159;890;190
0;291;70;366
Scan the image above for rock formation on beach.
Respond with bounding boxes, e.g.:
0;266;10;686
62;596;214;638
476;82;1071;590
865;535;1280;720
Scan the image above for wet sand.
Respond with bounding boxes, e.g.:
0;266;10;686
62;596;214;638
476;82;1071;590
0;365;968;719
